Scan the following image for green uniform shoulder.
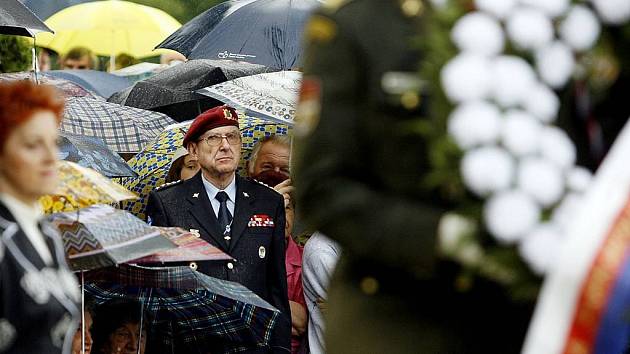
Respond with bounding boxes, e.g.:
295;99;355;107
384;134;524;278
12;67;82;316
155;179;183;192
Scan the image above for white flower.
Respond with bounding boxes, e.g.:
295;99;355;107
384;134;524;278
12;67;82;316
448;101;502;148
591;0;630;25
551;193;582;232
540;126;577;170
438;213;477;254
506;7;554;51
536;41;575;89
452;12;505;56
475;0;518;19
560;5;601;51
441;54;492;103
491;55;538;107
566;166;593;193
501;110;543;156
517;157;565;207
522;83;560;123
519;0;570;18
519;223;564;275
461;146;514;197
484;190;541;243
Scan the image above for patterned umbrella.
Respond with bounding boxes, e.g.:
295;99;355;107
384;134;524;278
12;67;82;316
58;131;137;177
49;205;176;271
84;264;280;353
61;97;176;153
197;71;300;125
121;116;289;219
0;71;101;99
40;160;137;213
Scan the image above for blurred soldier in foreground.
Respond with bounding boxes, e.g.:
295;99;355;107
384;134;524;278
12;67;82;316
293;0;532;353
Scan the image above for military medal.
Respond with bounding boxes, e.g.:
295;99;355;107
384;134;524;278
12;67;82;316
259;246;266;259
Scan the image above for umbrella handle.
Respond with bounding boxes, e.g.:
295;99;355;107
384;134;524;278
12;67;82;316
81;271;85;354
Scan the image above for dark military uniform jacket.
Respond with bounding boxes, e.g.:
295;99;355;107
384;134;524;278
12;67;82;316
0;201;79;354
294;1;532;353
146;172;290;353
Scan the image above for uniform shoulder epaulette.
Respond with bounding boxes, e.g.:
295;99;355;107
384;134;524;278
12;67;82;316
322;0;353;13
155;179;183;191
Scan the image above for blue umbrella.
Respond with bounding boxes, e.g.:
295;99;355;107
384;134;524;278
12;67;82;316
47;69;132;99
58;131;137;177
20;0;91;20
156;0;323;70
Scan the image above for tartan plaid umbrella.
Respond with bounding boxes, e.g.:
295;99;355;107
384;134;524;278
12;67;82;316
0;71;100;99
121;116;290;219
197;71;300;125
40;160;137;213
61;97;176;153
84;264;281;353
49;204;176;271
58;131;136;177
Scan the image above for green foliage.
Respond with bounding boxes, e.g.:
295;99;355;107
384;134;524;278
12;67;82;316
0;35;32;73
130;0;225;23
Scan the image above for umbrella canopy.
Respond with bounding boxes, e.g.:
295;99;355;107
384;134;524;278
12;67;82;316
84;264;281;353
61;97;176;153
39;160;137;213
130;227;233;264
121;116;290;219
20;0;92;21
156;0;322;69
58;131;137;177
49;204;176;271
47;69;132;98
1;0;52;37
108;59;273;122
198;71;301;125
35;0;181;58
0;71;101;99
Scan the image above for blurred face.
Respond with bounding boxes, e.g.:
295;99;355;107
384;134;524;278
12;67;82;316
63;56;91;70
251;142;290;178
189;126;241;182
71;311;93;354
0;110;59;204
104;322;147;354
179;154;200;181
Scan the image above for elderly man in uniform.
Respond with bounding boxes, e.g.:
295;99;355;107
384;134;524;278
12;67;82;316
146;106;291;353
293;0;532;353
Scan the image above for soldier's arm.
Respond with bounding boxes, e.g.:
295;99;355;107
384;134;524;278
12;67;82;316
294;10;440;278
145;190;170;226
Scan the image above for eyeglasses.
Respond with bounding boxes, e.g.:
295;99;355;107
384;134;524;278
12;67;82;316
199;132;241;146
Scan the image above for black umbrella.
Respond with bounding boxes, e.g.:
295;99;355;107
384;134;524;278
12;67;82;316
108;59;273;122
1;0;52;37
19;0;90;20
58;131;137;178
47;70;132;98
156;0;322;70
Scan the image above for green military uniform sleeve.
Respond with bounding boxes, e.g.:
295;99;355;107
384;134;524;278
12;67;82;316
293;1;443;278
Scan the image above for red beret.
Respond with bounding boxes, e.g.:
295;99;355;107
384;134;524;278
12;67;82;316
183;105;239;147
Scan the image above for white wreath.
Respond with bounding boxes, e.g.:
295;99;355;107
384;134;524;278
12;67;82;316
438;0;627;275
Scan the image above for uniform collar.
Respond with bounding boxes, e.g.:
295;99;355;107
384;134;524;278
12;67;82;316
201;173;236;203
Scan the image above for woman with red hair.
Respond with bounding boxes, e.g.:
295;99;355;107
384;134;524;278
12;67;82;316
0;81;79;353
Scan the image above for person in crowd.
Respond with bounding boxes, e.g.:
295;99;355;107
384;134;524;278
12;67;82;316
301;232;340;354
165;147;200;184
248;135;307;354
91;300;148;354
146;106;291;353
61;47;96;70
160;51;186;66
0;80;79;353
112;53;139;71
37;47;56;71
72;302;95;354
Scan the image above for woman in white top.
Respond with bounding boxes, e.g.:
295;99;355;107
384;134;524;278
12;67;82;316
0;81;79;353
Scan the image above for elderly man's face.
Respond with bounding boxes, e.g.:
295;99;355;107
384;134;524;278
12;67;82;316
62;56;91;70
190;126;241;179
251;142;290;178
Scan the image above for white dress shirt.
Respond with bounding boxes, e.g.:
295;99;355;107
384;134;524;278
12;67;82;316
0;193;53;265
201;174;236;218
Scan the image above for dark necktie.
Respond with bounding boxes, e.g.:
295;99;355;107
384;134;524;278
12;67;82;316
215;191;233;242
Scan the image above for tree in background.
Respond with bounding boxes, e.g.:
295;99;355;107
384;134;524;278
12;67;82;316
0;35;32;73
131;0;224;24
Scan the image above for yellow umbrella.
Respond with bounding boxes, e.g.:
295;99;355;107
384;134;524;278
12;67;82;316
36;0;181;68
40;161;137;213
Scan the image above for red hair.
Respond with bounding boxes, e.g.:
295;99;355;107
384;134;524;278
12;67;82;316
0;81;65;149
